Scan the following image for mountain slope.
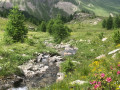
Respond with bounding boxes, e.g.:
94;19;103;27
79;0;120;16
0;0;120;20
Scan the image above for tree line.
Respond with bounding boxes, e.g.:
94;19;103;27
37;15;72;43
5;7;72;44
102;15;120;30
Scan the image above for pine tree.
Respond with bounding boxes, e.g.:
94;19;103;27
5;6;28;42
114;16;120;28
106;15;113;30
102;19;106;28
52;19;71;43
38;21;46;32
47;19;54;35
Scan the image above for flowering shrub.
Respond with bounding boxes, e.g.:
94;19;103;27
89;60;120;90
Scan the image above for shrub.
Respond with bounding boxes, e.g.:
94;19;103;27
114;16;120;29
106;15;113;30
113;31;120;44
102;19;106;28
61;60;75;74
5;6;28;42
37;21;46;32
26;38;35;46
3;34;13;45
47;19;54;35
98;32;104;39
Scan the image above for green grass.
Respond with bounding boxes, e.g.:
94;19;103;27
0;17;56;76
0;16;120;89
37;18;120;90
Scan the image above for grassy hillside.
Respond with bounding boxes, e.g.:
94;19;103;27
31;18;120;90
0;13;120;89
79;0;120;16
0;17;56;76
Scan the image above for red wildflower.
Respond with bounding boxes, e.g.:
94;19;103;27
106;77;112;83
101;73;105;78
117;71;120;75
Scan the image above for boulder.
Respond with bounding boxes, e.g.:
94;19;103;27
96;54;105;59
56;72;65;82
102;38;107;42
108;48;120;55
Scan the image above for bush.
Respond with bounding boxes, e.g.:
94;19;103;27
37;21;46;32
47;19;54;35
113;31;120;44
98;32;104;39
102;19;106;28
52;24;71;43
26;38;35;46
106;15;113;30
3;34;13;45
114;16;120;29
61;60;75;74
47;18;71;43
5;6;28;42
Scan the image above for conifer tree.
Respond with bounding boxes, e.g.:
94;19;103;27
38;21;46;32
114;16;120;28
47;19;54;35
102;19;106;28
5;6;28;42
106;15;113;30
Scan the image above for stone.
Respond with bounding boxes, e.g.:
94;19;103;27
40;66;49;73
56;61;62;67
0;66;2;71
96;54;105;59
56;72;65;82
22;54;27;57
70;80;88;85
102;38;107;42
0;56;3;60
108;48;120;55
112;53;116;59
72;61;80;64
37;54;43;62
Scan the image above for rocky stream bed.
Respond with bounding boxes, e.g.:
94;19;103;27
0;41;78;90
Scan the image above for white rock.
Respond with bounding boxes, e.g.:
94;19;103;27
0;67;2;71
40;66;49;73
112;53;116;59
108;48;120;55
22;54;27;57
72;61;80;64
56;61;62;67
56;72;65;82
96;54;105;59
0;56;3;60
70;80;88;85
102;38;107;42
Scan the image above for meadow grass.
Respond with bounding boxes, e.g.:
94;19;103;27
0;17;120;89
39;19;120;89
0;17;56;76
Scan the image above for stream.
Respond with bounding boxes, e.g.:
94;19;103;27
0;42;78;90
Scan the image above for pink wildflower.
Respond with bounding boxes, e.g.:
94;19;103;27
118;64;120;67
89;81;93;85
117;71;120;75
92;81;97;84
110;66;113;70
98;82;101;86
101;73;105;78
94;84;100;89
106;77;112;83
